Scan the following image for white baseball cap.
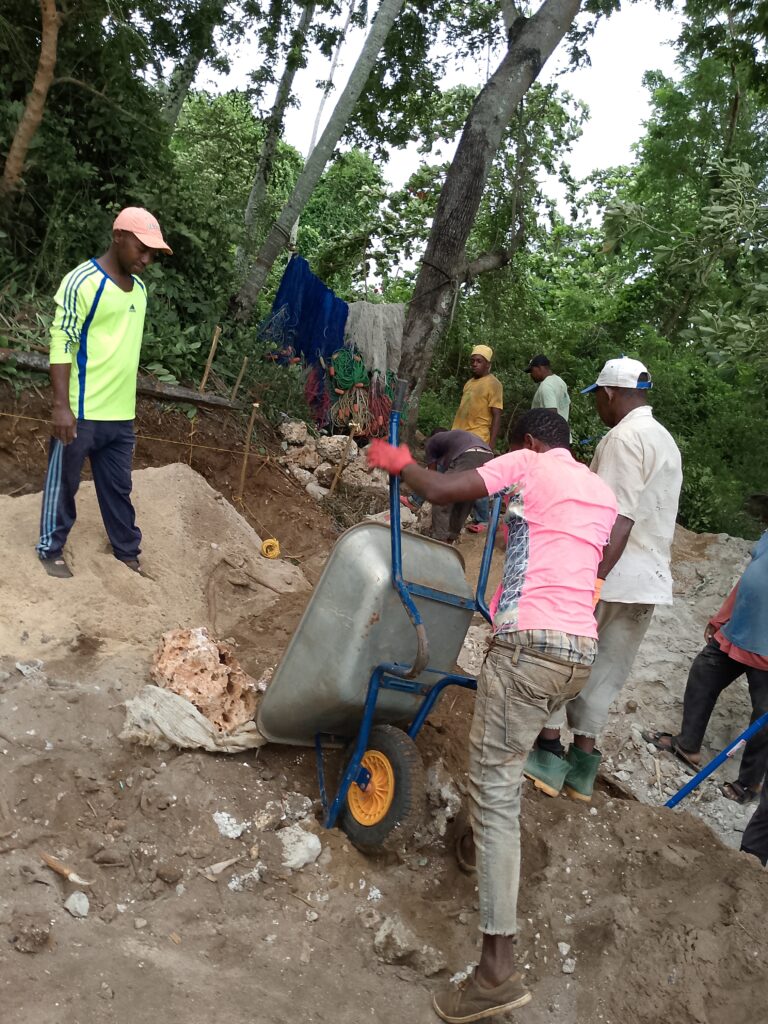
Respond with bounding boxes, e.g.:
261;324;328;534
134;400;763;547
581;356;652;394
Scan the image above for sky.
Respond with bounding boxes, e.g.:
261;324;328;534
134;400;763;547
199;1;684;197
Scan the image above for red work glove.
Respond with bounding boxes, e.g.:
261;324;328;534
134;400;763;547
366;439;416;475
593;578;605;609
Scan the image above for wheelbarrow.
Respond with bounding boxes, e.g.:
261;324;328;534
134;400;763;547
258;381;501;850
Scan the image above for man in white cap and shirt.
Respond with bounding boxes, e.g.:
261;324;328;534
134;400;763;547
36;207;172;577
524;356;683;800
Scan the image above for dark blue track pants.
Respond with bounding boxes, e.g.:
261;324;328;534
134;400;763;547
36;420;141;561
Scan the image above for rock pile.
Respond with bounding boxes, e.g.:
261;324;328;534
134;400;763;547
278;419;389;504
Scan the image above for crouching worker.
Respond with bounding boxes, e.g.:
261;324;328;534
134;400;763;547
367;408;617;1023
424;428;494;543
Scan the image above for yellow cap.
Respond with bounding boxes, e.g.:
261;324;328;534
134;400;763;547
471;345;493;362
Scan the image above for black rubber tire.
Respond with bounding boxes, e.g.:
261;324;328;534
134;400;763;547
339;725;426;852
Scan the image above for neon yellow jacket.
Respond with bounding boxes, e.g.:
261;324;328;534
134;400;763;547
48;259;147;420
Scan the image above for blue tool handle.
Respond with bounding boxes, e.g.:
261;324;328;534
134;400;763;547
665;710;768;808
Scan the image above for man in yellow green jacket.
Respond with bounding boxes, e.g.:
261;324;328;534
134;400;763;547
36;207;172;578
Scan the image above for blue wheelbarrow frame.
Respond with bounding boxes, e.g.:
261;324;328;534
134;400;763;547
315;383;501;829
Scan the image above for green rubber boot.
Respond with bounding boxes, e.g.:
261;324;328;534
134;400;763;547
523;748;569;798
563;745;602;803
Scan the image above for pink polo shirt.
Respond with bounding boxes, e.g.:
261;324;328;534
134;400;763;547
477;448;617;639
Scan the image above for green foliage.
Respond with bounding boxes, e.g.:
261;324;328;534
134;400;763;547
2;0;768;540
298;149;387;297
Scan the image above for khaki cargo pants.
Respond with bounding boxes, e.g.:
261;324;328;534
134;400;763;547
545;601;654;739
468;635;592;935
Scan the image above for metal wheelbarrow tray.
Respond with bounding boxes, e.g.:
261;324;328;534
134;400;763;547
258;522;475;747
257;380;499;850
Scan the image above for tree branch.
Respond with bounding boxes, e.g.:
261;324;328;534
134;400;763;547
462;227;525;282
398;0;582;408
500;0;524;33
50;78;162;130
1;0;60;196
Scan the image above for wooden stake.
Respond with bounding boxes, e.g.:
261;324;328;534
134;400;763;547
199;325;222;394
236;403;259;502
329;422;360;495
231;356;249;401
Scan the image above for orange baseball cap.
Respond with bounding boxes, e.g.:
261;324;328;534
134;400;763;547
113;207;172;254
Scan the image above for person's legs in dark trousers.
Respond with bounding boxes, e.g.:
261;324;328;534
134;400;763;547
736;667;768;790
430;501;453;542
36;423;95;558
741;783;768;866
448;450;493;539
676;640;746;755
89;420;141;562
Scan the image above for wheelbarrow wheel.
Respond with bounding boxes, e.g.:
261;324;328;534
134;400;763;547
340;725;426;852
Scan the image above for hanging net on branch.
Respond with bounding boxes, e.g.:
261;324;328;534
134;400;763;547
330;387;372;434
328;348;369;392
304;363;330;427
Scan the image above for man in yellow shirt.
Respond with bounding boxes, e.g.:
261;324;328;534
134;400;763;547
452;345;503;532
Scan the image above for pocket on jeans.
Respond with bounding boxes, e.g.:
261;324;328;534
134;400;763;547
560;665;591;703
503;673;553;756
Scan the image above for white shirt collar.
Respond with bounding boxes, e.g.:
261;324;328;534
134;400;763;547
618;405;653;425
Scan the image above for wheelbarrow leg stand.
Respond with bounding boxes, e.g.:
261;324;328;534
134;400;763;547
317;668;383;829
406;674;477;740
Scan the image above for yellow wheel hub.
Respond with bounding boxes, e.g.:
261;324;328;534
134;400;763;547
347;749;395;826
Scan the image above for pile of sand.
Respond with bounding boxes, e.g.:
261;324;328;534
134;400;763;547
2;462;307;659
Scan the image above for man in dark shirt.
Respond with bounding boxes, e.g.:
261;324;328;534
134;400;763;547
424;429;493;543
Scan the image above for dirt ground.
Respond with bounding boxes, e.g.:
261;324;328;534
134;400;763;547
1;385;767;1024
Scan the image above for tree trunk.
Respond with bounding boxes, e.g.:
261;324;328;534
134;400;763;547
163;48;204;128
289;0;354;246
232;0;406;321
398;0;581;406
236;1;317;274
162;0;229;129
1;0;60;196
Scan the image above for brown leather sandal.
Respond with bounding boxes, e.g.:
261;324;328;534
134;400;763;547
721;781;759;804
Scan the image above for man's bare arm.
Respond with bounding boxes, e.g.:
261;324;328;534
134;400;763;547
50;364;77;444
597;514;633;579
401;463;488;506
489;408;502;449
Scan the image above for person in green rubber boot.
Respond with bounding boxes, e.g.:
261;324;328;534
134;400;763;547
524;357;682;802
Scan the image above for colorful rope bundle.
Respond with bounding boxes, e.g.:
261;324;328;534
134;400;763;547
310;347;403;438
328;348;369;393
330;386;372;434
368;371;392;437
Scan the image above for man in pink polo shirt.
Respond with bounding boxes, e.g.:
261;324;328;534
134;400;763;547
367;408;617;1023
